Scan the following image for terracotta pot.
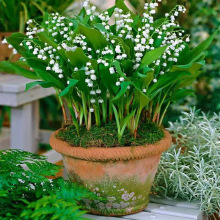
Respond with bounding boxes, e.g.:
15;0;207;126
0;32;20;62
50;130;172;216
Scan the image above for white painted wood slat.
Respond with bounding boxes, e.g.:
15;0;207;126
145;203;202;219
150;195;200;209
122;211;195;220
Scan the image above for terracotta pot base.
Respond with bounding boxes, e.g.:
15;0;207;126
86;200;149;216
50;130;172;216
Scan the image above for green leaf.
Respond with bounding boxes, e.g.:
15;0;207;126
26;58;65;90
170;61;205;76
165;89;196;103
112;81;132;103
71;70;89;94
25;81;55;91
94;23;108;33
134;86;150;110
141;45;168;66
66;47;89;68
0;61;38;79
6;33;27;56
112;61;127;78
60;79;79;97
147;72;191;100
152;18;165;28
134;71;153;89
78;24;108;50
184;29;219;64
115;0;136;18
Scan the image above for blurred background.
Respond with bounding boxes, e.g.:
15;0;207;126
0;0;219;150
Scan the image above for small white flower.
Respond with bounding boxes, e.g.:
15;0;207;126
58;74;64;78
116;81;120;86
90;108;94;113
96;89;101;94
90;90;96;95
119;77;124;82
90;75;97;80
143;89;147;93
109;67;115;74
153;78;157;83
90;99;96;103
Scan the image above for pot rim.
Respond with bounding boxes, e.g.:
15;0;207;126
50;129;172;162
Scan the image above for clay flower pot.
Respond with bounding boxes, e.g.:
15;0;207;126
50;130;172;216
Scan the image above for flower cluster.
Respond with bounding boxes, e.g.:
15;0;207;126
2;0;212;139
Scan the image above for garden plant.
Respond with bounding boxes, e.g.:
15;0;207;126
0;149;97;220
153;108;220;218
0;0;218;216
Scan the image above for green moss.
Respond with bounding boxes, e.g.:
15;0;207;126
57;121;164;148
74;175;153;216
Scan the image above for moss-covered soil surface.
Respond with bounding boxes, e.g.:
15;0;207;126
56;120;164;148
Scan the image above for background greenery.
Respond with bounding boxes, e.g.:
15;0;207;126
128;0;220;124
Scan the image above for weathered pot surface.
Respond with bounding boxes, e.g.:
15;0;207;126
50;130;172;216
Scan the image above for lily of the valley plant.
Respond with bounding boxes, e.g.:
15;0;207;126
0;0;217;140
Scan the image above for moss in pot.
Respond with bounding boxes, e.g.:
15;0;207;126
0;0;217;216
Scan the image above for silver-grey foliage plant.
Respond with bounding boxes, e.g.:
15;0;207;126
152;108;220;217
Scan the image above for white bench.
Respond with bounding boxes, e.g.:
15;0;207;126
0;74;55;152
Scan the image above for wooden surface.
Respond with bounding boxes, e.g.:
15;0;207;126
0;74;55;107
0;74;55;152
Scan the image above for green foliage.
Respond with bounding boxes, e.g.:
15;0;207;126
152;108;220;217
0;149;96;219
128;0;220;122
0;1;216;142
0;0;75;32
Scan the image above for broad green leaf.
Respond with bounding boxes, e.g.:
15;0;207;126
26;58;65;90
112;81;132;103
71;70;89;94
165;89;196;103
134;71;153;89
66;47;89;68
134;86;150;110
0;61;38;80
147;72;191;100
152;18;165;28
60;79;79;97
25;81;55;91
141;45;168;66
94;23;109;33
78;24;108;50
184;29;219;64
115;0;136;18
177;43;190;65
170;61;205;76
6;33;27;56
112;61;127;78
